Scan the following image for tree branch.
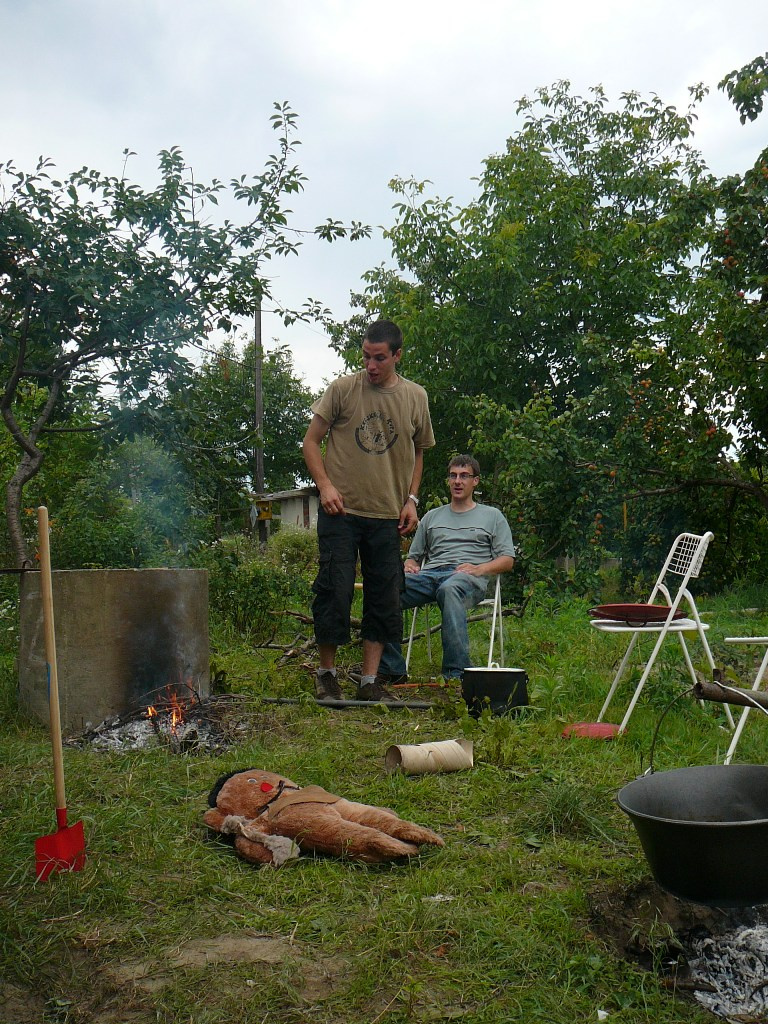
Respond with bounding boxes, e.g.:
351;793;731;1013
625;475;768;509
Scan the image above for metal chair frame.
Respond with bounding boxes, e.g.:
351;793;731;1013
405;576;504;671
591;531;735;734
722;637;768;764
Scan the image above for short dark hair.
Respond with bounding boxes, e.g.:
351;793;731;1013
363;319;403;354
448;454;480;477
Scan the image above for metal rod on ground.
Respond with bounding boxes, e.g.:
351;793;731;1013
261;696;434;710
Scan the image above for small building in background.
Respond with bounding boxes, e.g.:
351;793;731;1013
261;486;319;530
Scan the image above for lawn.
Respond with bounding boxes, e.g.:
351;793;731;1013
2;586;767;1023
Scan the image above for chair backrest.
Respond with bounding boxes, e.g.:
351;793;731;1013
649;532;714;607
665;532;713;578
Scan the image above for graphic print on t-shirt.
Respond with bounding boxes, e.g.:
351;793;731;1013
355;410;398;454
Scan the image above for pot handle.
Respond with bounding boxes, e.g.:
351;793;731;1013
645;685;696;775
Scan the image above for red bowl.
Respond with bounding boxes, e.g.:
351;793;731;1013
589;603;686;625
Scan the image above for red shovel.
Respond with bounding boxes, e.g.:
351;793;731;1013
34;506;86;881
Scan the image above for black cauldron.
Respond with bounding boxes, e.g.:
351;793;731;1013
617;764;768;907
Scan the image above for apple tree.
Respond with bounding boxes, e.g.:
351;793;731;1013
332;82;737;581
0;103;368;566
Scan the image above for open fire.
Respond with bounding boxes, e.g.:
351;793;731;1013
67;691;259;753
146;688;189;736
142;686;200;749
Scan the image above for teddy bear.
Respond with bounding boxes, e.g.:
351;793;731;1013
204;767;445;867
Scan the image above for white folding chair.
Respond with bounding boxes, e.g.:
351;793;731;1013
405;576;505;670
591;531;735;734
405;602;434;670
478;576;504;667
722;637;768;764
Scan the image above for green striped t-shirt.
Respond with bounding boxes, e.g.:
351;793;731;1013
409;503;515;568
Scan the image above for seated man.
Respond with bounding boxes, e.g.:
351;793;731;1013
377;454;515;683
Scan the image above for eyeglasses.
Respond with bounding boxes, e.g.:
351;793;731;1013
447;472;477;481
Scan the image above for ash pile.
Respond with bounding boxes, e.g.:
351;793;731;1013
66;692;259;753
687;917;768;1020
589;880;768;1020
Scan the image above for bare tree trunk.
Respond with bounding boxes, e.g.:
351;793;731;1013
5;448;44;566
1;363;62;566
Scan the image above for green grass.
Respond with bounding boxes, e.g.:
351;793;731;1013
2;587;767;1022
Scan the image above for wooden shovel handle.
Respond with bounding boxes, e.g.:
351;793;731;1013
37;507;66;814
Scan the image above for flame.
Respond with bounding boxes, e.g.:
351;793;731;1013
144;689;188;735
169;692;184;731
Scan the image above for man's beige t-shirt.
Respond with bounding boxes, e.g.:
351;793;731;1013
311;370;435;519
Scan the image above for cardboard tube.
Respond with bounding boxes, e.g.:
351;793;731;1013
385;738;473;775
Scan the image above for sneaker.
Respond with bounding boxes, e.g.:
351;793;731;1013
357;679;399;702
349;669;408;686
315;669;343;700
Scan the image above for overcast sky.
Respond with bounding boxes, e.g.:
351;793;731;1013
2;0;767;391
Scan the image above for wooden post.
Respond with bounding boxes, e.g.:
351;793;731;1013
253;305;267;547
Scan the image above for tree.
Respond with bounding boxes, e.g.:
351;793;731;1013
719;52;768;123
162;338;315;529
333;82;714;467
707;57;768;490
47;435;208;569
0;103;368;565
332;80;768;589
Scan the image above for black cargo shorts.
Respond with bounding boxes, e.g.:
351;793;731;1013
311;509;404;646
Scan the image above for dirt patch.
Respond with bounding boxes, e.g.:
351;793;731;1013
89;1009;156;1024
0;978;156;1024
2;929;342;1020
105;931;343;1002
0;982;48;1024
588;878;732;971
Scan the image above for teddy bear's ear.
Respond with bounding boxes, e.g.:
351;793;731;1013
207;768;258;807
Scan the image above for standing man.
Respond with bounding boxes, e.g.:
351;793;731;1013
303;319;435;701
377;455;515;684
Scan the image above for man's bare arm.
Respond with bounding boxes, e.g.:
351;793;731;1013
398;447;425;534
303;414;345;515
455;555;515;577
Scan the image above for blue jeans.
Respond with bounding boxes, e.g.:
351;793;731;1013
378;566;488;679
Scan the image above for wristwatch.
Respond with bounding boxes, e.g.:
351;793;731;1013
408;494;419;506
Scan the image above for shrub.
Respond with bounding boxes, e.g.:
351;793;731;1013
264;526;318;581
190;537;312;645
